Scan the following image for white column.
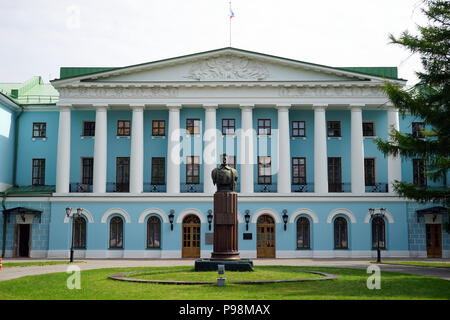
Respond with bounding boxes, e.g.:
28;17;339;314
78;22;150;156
240;105;254;193
203;104;218;194
93;106;107;193
56;106;71;193
167;104;181;194
350;105;365;194
277;105;291;193
130;105;144;193
387;107;402;193
314;105;328;194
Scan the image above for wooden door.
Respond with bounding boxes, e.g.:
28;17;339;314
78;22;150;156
426;224;442;258
15;224;31;257
257;215;276;258
182;215;201;258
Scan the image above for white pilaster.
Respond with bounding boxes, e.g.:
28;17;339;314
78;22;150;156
350;105;365;194
167;104;181;194
277;105;291;193
203;104;218;194
387;107;402;193
56;106;71;193
130;105;144;194
314;105;328;194
93;106;107;193
240;105;254;194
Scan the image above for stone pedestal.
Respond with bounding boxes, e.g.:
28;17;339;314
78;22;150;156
210;191;240;260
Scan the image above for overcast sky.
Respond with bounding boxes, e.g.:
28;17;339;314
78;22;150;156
0;0;426;85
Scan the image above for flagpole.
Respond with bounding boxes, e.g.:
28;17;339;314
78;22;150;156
229;1;232;47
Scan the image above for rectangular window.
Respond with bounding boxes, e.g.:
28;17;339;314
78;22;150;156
222;118;235;135
258;156;272;184
116;157;130;192
327;121;341;137
81;157;94;185
32;122;46;138
412;122;425;138
186;119;200;135
413;159;427;186
220;154;236;168
364;158;376;186
186;156;200;184
292;157;307;185
363;121;375;137
83;121;95;137
117;120;130;136
328;157;342;192
152;120;165;137
292;121;306;137
32;159;45;186
258;119;271;135
151;157;165;185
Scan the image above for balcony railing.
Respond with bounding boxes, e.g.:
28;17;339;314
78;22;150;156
365;183;389;193
254;183;277;193
143;183;166;193
291;183;314;193
106;182;129;193
180;183;204;193
69;183;92;193
328;182;352;193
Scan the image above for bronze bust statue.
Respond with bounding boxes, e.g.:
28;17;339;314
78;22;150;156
211;155;238;192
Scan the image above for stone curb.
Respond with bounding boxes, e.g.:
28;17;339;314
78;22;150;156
108;270;338;285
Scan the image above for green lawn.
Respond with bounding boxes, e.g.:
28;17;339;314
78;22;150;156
3;261;84;268
0;265;449;300
375;261;450;269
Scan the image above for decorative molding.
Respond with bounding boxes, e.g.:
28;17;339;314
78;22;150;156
176;208;207;223
138;208;169;223
185;55;270;81
363;210;395;224
279;86;386;98
101;208;131;223
326;208;357;224
59;87;179;99
289;208;319;224
63;208;94;223
251;208;282;224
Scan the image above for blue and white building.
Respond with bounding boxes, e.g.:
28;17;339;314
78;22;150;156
0;48;448;259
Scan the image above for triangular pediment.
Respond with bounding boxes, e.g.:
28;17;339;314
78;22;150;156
53;47;403;86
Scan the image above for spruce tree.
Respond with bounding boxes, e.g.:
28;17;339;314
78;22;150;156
375;0;449;209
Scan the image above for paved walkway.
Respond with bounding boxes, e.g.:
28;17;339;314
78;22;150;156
0;258;449;282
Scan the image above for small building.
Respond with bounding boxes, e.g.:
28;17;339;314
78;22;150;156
0;48;448;259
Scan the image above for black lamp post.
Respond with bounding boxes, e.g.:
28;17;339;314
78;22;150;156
207;209;213;231
369;208;386;263
282;209;288;231
66;207;81;263
169;210;175;231
244;210;250;231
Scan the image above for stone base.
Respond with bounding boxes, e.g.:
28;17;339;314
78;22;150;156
194;259;254;272
210;251;241;261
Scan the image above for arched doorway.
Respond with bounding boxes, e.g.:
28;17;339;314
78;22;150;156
182;215;201;258
257;215;275;258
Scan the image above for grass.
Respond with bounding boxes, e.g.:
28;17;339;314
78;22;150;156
375;261;450;268
125;266;323;282
0;265;449;300
2;261;84;268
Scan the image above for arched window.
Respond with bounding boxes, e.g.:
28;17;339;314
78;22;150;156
73;216;86;249
334;217;348;249
110;216;123;248
147;216;161;248
372;217;386;249
296;217;310;249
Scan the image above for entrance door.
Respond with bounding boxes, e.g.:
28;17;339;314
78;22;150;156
257;215;276;258
182;215;201;258
426;224;442;258
15;224;31;257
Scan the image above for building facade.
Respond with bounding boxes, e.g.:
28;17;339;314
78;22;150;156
1;48;448;259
